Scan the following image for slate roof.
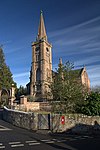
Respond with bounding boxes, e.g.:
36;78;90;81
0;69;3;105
72;68;84;78
52;68;84;78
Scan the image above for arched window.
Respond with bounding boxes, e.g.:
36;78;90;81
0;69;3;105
36;69;41;81
46;47;49;52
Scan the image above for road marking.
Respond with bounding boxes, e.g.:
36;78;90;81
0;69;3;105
65;137;75;141
26;140;41;146
41;139;51;142
29;143;40;146
11;144;24;148
25;140;37;143
41;139;56;144
74;136;82;139
0;125;12;131
0;135;91;149
76;137;87;140
82;135;89;137
0;146;5;149
52;138;57;141
0;128;11;131
57;139;66;142
69;139;77;141
9;142;21;145
45;141;55;143
56;140;61;142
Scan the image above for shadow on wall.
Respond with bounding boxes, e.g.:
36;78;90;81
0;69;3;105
0;108;3;119
52;120;100;136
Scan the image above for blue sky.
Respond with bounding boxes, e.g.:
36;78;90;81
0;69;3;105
0;0;100;88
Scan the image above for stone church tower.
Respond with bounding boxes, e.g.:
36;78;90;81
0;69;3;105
29;11;52;99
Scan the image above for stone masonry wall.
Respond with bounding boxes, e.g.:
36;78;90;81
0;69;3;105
52;114;100;134
3;107;100;134
3;107;38;130
14;102;51;112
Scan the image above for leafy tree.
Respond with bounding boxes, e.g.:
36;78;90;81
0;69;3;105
50;61;86;114
15;85;27;100
78;92;100;116
0;46;16;90
91;86;100;93
0;46;16;106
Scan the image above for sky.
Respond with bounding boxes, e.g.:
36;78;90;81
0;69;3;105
0;0;100;88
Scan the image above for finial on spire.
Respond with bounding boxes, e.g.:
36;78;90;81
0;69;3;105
40;10;43;15
37;11;47;41
59;57;63;65
83;64;86;68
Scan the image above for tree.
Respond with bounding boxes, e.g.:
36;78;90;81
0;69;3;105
91;86;100;93
15;85;27;100
0;46;16;105
50;61;86;114
78;92;100;116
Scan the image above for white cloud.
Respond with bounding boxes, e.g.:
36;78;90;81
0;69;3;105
51;15;100;90
12;16;100;88
87;65;100;73
2;40;12;45
49;16;100;38
75;56;100;66
13;72;29;78
5;46;27;54
13;72;30;87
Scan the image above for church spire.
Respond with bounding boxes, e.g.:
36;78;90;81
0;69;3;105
59;57;63;65
37;11;47;41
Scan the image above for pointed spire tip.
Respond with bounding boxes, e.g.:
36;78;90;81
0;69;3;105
37;10;47;41
40;10;43;15
59;58;63;65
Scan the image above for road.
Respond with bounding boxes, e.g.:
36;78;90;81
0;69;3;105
0;110;100;149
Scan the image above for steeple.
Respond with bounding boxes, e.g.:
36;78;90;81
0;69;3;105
37;11;47;41
30;11;52;98
59;57;63;65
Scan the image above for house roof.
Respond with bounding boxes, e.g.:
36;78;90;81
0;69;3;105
72;68;84;78
52;68;84;78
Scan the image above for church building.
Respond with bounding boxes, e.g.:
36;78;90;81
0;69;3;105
27;11;52;99
27;11;90;100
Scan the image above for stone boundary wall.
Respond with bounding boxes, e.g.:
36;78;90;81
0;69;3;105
14;102;51;112
3;107;100;134
39;102;51;111
3;107;38;130
52;114;100;134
